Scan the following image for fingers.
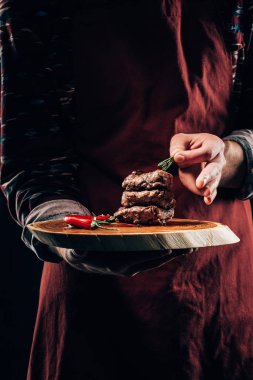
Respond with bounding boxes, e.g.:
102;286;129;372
170;133;225;168
179;164;221;204
173;146;216;166
67;250;172;276
123;253;173;276
204;188;217;205
124;248;197;276
196;163;221;190
65;248;196;276
179;165;205;196
170;133;226;205
195;155;226;204
170;133;192;162
201;177;219;198
196;156;225;188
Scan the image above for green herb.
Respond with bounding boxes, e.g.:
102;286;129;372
157;156;174;172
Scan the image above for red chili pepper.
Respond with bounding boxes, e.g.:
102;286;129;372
64;214;111;222
64;214;115;230
96;214;111;221
64;215;92;223
64;215;94;229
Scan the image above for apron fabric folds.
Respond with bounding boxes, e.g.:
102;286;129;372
27;2;253;379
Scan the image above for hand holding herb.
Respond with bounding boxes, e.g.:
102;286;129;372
169;132;227;205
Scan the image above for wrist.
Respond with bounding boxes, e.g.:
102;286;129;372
219;140;246;188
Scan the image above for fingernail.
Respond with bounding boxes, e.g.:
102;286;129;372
174;154;185;162
202;175;210;186
197;177;207;189
202;176;208;186
205;196;212;205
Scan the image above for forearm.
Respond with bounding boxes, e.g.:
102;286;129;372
0;3;81;226
0;3;88;262
219;140;247;188
220;130;253;199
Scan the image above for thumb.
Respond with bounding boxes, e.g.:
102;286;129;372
170;133;192;163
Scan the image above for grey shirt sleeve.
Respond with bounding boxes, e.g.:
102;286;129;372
22;199;91;262
223;129;253;200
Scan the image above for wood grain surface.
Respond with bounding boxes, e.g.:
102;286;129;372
27;218;240;251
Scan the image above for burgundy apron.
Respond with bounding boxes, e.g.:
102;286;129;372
27;2;253;379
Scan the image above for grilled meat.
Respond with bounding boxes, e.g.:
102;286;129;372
114;205;175;225
121;189;175;209
115;169;175;225
122;169;173;191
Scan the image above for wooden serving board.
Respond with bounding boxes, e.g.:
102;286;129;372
27;218;240;252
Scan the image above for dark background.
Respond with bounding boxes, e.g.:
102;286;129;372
0;192;42;380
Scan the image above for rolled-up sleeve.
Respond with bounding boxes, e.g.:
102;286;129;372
223;130;253;200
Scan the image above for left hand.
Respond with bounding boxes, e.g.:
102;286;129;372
170;133;226;205
63;248;195;277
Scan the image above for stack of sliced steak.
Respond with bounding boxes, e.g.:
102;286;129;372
114;169;175;225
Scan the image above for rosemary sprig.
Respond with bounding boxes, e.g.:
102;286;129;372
157;156;174;172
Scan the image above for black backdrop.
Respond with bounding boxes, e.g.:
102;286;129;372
0;192;42;380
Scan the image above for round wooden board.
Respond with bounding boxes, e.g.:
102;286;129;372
27;218;240;252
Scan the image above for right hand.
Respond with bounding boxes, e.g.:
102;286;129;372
55;247;196;276
170;133;226;205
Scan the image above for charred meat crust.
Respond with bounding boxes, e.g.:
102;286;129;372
122;169;173;191
114;205;175;225
121;189;175;209
115;169;175;225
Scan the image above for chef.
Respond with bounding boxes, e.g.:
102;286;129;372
1;1;253;379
